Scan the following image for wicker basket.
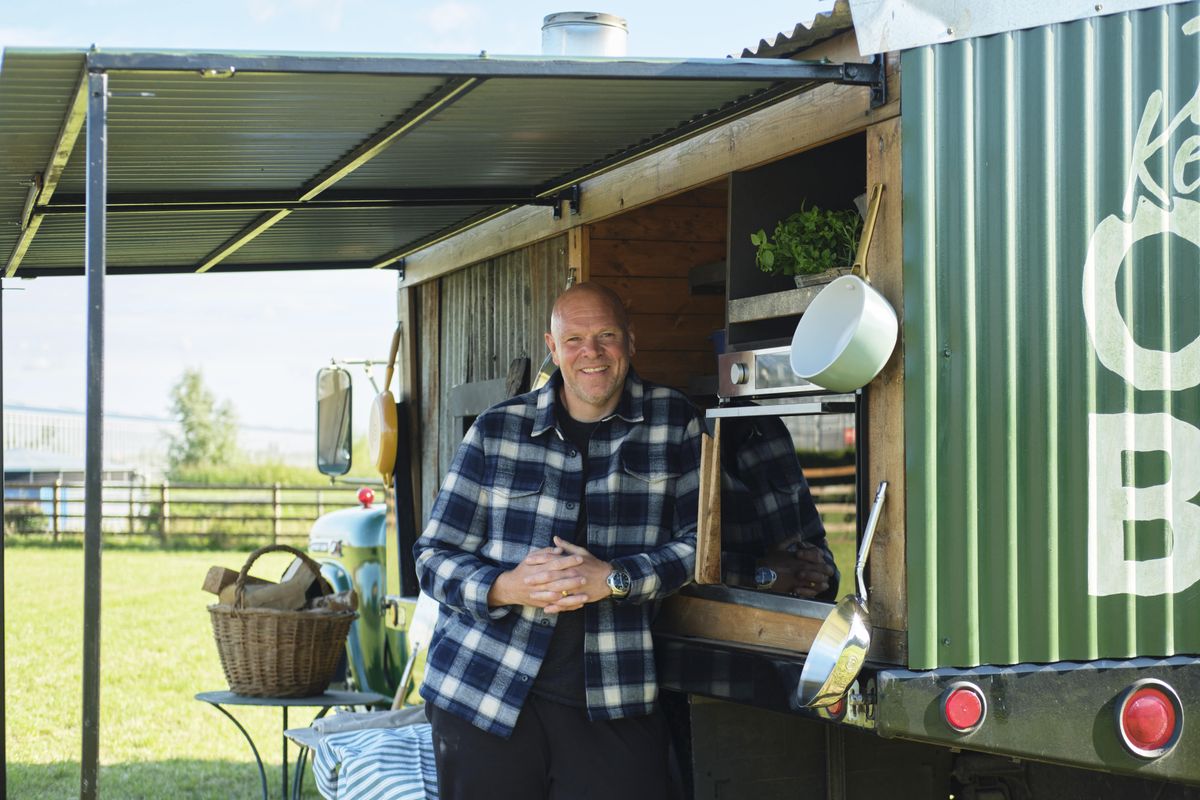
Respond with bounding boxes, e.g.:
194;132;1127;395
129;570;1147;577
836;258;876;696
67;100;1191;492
208;544;356;698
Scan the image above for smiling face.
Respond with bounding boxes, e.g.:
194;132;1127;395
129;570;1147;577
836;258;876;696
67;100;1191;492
545;284;635;422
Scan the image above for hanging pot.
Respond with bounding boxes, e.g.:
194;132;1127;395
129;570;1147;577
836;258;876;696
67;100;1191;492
790;184;897;393
368;325;402;489
796;480;888;708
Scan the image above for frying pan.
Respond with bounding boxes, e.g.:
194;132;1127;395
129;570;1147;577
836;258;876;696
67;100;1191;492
368;325;402;489
796;480;888;708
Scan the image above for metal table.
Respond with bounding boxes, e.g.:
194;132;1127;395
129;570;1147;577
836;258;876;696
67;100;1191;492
196;689;388;800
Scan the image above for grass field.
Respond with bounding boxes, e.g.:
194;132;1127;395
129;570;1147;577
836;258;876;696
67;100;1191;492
4;509;857;800
5;545;329;800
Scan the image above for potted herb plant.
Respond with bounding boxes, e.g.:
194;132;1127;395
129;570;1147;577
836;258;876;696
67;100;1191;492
750;203;863;288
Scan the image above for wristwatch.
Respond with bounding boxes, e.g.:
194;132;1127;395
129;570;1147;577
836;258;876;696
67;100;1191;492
606;564;631;599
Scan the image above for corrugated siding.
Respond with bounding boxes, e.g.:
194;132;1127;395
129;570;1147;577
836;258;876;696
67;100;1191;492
904;1;1200;669
419;238;569;517
0;49;808;276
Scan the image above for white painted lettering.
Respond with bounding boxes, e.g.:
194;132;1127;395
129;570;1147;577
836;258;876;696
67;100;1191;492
1173;135;1200;196
1089;413;1200;597
1082;196;1200;391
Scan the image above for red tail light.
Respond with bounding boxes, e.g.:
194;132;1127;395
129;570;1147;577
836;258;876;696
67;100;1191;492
1116;680;1183;758
357;487;375;507
942;682;986;733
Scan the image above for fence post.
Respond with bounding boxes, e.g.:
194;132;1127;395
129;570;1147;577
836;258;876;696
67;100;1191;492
128;480;136;535
160;479;170;543
316;488;323;519
272;483;282;545
52;478;62;543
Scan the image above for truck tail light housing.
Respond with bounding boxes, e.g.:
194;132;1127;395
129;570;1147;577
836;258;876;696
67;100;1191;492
1116;679;1183;758
941;682;986;733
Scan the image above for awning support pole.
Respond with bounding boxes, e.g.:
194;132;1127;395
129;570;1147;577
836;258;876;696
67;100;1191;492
80;68;107;800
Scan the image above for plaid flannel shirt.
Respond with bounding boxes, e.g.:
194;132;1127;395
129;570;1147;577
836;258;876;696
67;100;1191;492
414;370;703;738
718;412;839;600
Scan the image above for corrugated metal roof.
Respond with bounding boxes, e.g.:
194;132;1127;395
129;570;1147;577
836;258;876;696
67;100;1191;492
903;1;1200;669
739;0;856;58
0;48;854;278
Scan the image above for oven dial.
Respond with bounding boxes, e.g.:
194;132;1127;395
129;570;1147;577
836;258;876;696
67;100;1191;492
729;362;750;385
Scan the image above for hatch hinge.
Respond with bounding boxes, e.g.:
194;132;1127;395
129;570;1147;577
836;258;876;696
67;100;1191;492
552;184;582;220
838;53;887;109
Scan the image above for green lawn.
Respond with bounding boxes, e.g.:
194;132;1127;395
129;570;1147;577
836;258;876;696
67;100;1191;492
5;545;330;799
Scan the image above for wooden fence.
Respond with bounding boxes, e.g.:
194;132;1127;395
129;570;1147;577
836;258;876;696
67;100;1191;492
806;465;856;537
3;480;366;546
4;467;855;545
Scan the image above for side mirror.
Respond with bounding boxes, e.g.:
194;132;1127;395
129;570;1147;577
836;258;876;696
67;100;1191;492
316;366;352;476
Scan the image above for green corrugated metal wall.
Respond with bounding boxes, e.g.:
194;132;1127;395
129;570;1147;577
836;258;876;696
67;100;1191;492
903;2;1200;669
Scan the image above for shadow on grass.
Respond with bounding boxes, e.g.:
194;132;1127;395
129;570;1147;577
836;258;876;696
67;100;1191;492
9;759;325;800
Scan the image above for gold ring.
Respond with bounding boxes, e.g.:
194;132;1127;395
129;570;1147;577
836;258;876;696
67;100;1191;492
561;590;570;597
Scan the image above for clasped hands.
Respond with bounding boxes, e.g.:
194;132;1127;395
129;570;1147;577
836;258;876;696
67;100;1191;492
761;542;836;599
487;536;613;612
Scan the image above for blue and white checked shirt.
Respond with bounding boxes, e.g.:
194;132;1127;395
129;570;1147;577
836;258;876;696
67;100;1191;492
414;370;703;737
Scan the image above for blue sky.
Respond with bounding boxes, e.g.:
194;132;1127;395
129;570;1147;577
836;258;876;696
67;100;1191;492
2;0;831;436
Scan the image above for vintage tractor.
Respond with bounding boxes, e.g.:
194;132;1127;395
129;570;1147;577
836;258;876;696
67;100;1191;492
307;361;426;705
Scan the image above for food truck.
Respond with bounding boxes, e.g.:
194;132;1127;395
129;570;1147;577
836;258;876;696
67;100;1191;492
2;1;1198;796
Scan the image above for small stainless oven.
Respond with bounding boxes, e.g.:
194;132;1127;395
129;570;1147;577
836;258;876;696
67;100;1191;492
717;345;824;400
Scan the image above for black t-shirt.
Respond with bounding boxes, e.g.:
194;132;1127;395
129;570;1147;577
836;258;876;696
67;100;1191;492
530;411;600;707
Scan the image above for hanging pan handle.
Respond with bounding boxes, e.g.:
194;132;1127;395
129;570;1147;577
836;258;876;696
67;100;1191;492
851;183;885;282
382;323;402;395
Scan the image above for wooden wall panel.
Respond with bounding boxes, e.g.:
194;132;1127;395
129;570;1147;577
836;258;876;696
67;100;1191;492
864;116;906;664
417;281;440;521
429;236;570;511
590;184;727;391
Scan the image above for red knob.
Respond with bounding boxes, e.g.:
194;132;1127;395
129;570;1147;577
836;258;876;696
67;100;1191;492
357;487;375;507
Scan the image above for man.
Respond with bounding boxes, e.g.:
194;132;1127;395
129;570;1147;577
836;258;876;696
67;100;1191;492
718;411;839;600
414;282;702;799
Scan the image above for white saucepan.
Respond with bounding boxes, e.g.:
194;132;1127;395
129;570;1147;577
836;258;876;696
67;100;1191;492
790;184;898;393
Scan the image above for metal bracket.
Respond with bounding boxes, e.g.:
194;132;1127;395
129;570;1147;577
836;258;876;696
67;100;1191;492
395;257;406;283
835;54;892;109
839;53;888;109
552;184;582;220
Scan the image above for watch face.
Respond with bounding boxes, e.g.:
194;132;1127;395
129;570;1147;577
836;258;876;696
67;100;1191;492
609;568;631;594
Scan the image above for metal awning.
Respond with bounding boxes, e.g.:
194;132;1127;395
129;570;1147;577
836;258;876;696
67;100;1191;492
0;48;885;278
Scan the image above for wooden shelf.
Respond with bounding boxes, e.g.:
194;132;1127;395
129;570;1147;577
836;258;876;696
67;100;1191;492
727;284;827;324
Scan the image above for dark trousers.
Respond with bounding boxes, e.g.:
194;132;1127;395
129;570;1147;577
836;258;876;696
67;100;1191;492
428;694;679;800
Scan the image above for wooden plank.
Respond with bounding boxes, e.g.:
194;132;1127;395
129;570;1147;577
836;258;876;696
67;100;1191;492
401;48;899;287
590;239;726;279
418;281;441;518
864;115;907;654
695;423;722;584
630;314;726;351
655;181;728;208
655;594;825;653
595;276;724;316
633;350;714;383
568;225;590;283
589;204;726;243
804;465;856;480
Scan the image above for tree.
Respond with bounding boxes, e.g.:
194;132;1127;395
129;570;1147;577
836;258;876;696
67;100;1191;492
166;368;239;472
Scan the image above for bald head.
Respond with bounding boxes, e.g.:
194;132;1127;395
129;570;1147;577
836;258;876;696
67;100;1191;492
549;282;630;337
544;282;635;421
